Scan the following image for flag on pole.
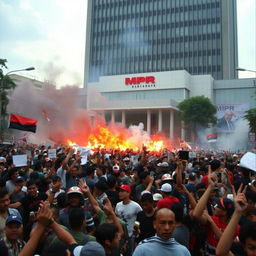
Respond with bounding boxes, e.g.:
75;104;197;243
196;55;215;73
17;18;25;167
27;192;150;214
206;134;218;142
9;114;38;133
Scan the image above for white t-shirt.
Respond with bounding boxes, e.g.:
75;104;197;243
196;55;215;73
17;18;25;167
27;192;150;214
115;200;142;237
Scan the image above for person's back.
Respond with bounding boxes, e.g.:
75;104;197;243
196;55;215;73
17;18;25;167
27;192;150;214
68;208;96;244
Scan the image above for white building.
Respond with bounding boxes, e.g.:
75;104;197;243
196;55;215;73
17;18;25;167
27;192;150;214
87;70;256;140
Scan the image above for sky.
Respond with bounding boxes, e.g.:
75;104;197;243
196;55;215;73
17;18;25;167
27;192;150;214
0;0;255;88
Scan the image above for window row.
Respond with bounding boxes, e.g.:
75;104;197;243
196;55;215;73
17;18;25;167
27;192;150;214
92;17;221;34
93;1;220;17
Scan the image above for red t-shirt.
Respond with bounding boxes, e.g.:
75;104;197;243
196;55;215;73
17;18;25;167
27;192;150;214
206;215;240;248
157;196;179;209
202;174;209;187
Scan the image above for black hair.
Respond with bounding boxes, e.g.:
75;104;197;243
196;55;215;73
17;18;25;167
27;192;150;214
139;171;150;181
69;208;85;229
210;159;221;171
95;223;118;246
56;192;67;208
96;164;106;174
86;164;96;176
196;183;206;191
246;191;256;203
0;188;8;198
173;172;185;183
171;202;184;223
26;179;38;188
107;175;117;189
192;161;200;167
30;172;40;180
0;177;6;187
199;165;208;173
140;193;153;203
8;167;18;179
34;161;42;171
239;222;256;244
51;174;61;182
95;179;108;192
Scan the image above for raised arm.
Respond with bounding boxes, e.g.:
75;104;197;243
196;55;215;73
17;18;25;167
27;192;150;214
175;159;183;186
79;178;101;213
216;185;247;256
62;148;75;170
192;166;217;224
103;197;124;237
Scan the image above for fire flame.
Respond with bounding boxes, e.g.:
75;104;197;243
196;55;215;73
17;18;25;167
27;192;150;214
67;124;169;152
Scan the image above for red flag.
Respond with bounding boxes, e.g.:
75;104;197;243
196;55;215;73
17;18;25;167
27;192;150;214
9;114;38;133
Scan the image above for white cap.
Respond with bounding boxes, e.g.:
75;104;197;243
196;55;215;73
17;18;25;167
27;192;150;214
160;183;172;193
141;190;151;196
161;162;169;167
153;193;163;201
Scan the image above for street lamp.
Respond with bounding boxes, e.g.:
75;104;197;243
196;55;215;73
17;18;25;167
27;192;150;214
0;67;35;135
236;67;256;73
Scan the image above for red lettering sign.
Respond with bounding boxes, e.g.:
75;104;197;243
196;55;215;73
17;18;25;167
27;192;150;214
125;76;155;85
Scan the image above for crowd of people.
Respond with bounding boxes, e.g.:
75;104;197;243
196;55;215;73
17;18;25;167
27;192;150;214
0;143;255;256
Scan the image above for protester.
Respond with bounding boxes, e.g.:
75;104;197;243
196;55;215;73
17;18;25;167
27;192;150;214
0;141;255;256
132;208;191;256
0;215;25;255
192;166;239;256
115;184;142;255
0;188;22;237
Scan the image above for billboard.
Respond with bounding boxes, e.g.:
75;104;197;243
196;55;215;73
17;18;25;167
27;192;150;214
215;104;249;132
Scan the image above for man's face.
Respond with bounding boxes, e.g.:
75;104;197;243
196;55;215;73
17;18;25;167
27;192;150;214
119;189;129;200
68;194;81;207
5;222;23;241
141;201;154;213
51;180;61;190
225;112;233;121
11;172;19;181
153;209;175;240
27;184;38;198
0;194;10;212
96;167;103;177
244;238;256;256
70;167;80;177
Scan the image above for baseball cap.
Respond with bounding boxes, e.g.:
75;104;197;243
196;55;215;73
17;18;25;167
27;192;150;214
15;176;25;182
123;157;130;161
113;165;120;173
161;173;173;181
215;198;234;217
161;162;169;167
67;186;83;195
141;190;151;196
160;183;172;193
72;241;105;256
153;193;163;201
0;157;6;163
5;215;23;225
120;184;131;193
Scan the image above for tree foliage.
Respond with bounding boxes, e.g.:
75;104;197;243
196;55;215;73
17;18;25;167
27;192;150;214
0;59;16;118
244;108;256;134
177;96;217;129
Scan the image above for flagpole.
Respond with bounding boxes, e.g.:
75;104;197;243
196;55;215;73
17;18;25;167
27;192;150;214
0;67;35;136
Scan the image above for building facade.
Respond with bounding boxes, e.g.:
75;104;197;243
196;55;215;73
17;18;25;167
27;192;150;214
87;70;255;141
84;0;238;89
